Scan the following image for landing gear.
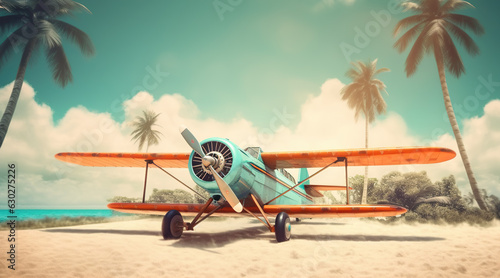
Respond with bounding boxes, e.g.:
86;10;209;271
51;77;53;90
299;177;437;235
275;212;291;242
162;210;184;239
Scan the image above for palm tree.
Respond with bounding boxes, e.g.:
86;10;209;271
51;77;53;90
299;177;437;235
130;110;163;152
341;59;389;204
0;0;94;148
393;0;487;210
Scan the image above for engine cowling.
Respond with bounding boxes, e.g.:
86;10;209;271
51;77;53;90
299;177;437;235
188;138;244;198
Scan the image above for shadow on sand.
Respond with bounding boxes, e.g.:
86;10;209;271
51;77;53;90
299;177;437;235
42;225;270;250
248;218;346;226
43;228;160;236
171;226;270;249
289;234;444;242
43;222;444;249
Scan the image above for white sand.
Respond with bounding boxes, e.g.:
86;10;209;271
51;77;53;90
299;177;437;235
2;217;499;278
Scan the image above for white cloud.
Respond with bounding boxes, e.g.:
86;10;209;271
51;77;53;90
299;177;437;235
0;79;498;208
449;100;500;197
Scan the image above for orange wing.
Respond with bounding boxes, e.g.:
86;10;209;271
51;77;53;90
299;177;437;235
261;147;456;169
108;203;407;218
55;152;190;168
263;204;407;218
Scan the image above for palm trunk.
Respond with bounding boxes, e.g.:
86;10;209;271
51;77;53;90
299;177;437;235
434;51;488;211
0;40;35;148
362;115;368;204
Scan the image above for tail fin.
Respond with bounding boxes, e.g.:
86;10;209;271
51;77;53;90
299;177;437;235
298;168;310;189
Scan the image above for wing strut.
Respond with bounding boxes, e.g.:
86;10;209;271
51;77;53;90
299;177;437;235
142;160;153;203
344;157;350;205
185;197;224;230
242;194;274;232
264;157;345;205
149;161;208;202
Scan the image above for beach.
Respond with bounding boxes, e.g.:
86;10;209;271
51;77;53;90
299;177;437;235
2;217;499;278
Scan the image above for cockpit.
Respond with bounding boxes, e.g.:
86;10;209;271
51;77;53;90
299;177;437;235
244;147;296;184
244;147;262;160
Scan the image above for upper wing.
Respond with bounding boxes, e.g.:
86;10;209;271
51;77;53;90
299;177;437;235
55;152;190;168
260;147;456;169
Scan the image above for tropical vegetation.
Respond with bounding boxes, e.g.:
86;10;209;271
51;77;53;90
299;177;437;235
346;172;499;225
108;186;209;204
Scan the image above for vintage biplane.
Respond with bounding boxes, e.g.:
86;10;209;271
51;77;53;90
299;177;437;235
55;127;456;242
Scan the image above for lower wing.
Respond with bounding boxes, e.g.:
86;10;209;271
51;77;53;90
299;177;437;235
109;203;406;218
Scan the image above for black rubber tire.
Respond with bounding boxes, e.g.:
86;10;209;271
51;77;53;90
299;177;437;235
275;212;291;242
162;210;184;239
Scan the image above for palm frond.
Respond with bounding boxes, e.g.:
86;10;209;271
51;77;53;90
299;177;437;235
375;95;387;115
38;20;61;49
0;0;30;14
401;1;421;12
412;196;451;209
371;79;388;95
444;21;479;56
340;83;359;101
0;14;23;34
147;130;162;146
349;60;360;70
136;135;147;151
445;13;484;35
374;67;390;76
0;26;27;66
50;19;95;56
370;58;379;73
75;2;92;14
46;44;72;87
404;22;434;76
34;0;91;16
441;28;465;77
393;14;426;37
441;0;474;13
345;67;360;81
365;88;375;122
394;21;425;52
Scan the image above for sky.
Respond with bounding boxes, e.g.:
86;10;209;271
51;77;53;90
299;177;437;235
0;0;499;208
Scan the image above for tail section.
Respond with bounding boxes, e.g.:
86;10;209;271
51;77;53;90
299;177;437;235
298;168;310;189
300;168;352;198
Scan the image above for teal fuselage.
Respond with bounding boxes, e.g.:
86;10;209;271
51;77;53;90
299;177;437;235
188;137;313;206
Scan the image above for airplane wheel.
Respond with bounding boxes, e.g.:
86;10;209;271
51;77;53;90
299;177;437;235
162;210;184;239
275;212;291;242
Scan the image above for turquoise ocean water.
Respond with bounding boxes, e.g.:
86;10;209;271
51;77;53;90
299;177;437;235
1;209;127;221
